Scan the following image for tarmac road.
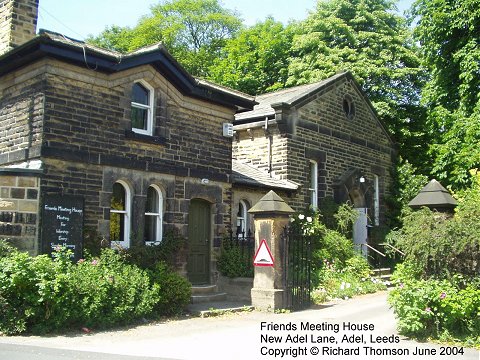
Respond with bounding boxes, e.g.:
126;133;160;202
0;291;478;360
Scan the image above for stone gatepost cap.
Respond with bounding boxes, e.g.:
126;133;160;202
248;190;295;214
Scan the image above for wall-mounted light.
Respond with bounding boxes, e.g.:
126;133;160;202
359;176;366;183
201;178;209;185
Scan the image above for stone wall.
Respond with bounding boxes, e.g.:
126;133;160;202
0;171;40;254
0;58;236;265
233;77;395;225
0;65;45;164
287;78;394;216
217;275;253;302
0;0;38;55
233;126;289;180
37;61;235;243
231;186;293;235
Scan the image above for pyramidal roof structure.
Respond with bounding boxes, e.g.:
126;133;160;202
408;179;458;210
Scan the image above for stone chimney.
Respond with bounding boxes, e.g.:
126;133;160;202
0;0;39;55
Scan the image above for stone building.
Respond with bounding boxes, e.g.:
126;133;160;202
0;0;255;284
231;73;396;248
0;0;396;286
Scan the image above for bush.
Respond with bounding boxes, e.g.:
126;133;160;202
147;262;191;316
291;208;356;271
0;249;73;334
386;174;480;346
66;249;160;330
121;229;185;270
0;246;192;335
0;239;15;258
388;263;480;345
312;229;355;269
387;172;480;279
291;207;386;303
217;239;254;278
312;255;387;303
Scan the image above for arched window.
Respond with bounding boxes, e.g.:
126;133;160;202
131;81;154;135
236;200;249;237
110;181;131;248
145;185;163;245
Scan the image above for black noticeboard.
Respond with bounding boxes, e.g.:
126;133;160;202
41;195;84;260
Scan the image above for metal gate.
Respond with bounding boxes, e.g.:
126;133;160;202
283;226;312;311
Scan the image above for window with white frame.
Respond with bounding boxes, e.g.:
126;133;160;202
373;174;380;226
144;185;163;245
131;81;154;135
309;160;318;210
236;200;249;236
110;181;131;248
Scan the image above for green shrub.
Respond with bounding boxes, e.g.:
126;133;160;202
388;264;480;345
146;262;191;316
122;229;185;270
290;207;385;302
291;209;355;271
0;247;162;335
217;239;254;278
0;239;15;258
0;248;73;334
387;173;480;279
66;249;160;330
312;229;355;268
312;255;386;303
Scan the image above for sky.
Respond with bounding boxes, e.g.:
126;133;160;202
36;0;415;41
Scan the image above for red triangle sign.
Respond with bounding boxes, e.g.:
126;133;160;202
253;239;274;267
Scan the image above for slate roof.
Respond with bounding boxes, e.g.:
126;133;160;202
0;30;255;111
232;160;299;191
408;179;458;209
235;72;347;121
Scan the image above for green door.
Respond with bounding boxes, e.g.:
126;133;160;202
187;199;211;284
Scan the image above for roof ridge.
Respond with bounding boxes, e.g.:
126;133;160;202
256;81;322;99
256;72;348;99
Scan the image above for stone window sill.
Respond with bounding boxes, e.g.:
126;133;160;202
125;130;167;145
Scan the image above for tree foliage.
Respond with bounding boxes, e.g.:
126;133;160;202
411;0;480;188
287;0;427;163
86;0;479;193
207;17;294;95
87;0;242;77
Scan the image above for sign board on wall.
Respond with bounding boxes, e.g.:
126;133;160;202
41;195;84;260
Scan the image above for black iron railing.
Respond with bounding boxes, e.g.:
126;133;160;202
284;226;312;311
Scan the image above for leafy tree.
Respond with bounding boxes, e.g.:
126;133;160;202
410;0;480;188
87;25;135;53
287;0;428;165
207;17;294;95
88;0;242;77
385;158;428;227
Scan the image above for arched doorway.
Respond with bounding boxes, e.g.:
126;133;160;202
333;169;370;255
187;199;211;284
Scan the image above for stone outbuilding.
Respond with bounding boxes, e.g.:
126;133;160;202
0;0;397;286
231;73;396;248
